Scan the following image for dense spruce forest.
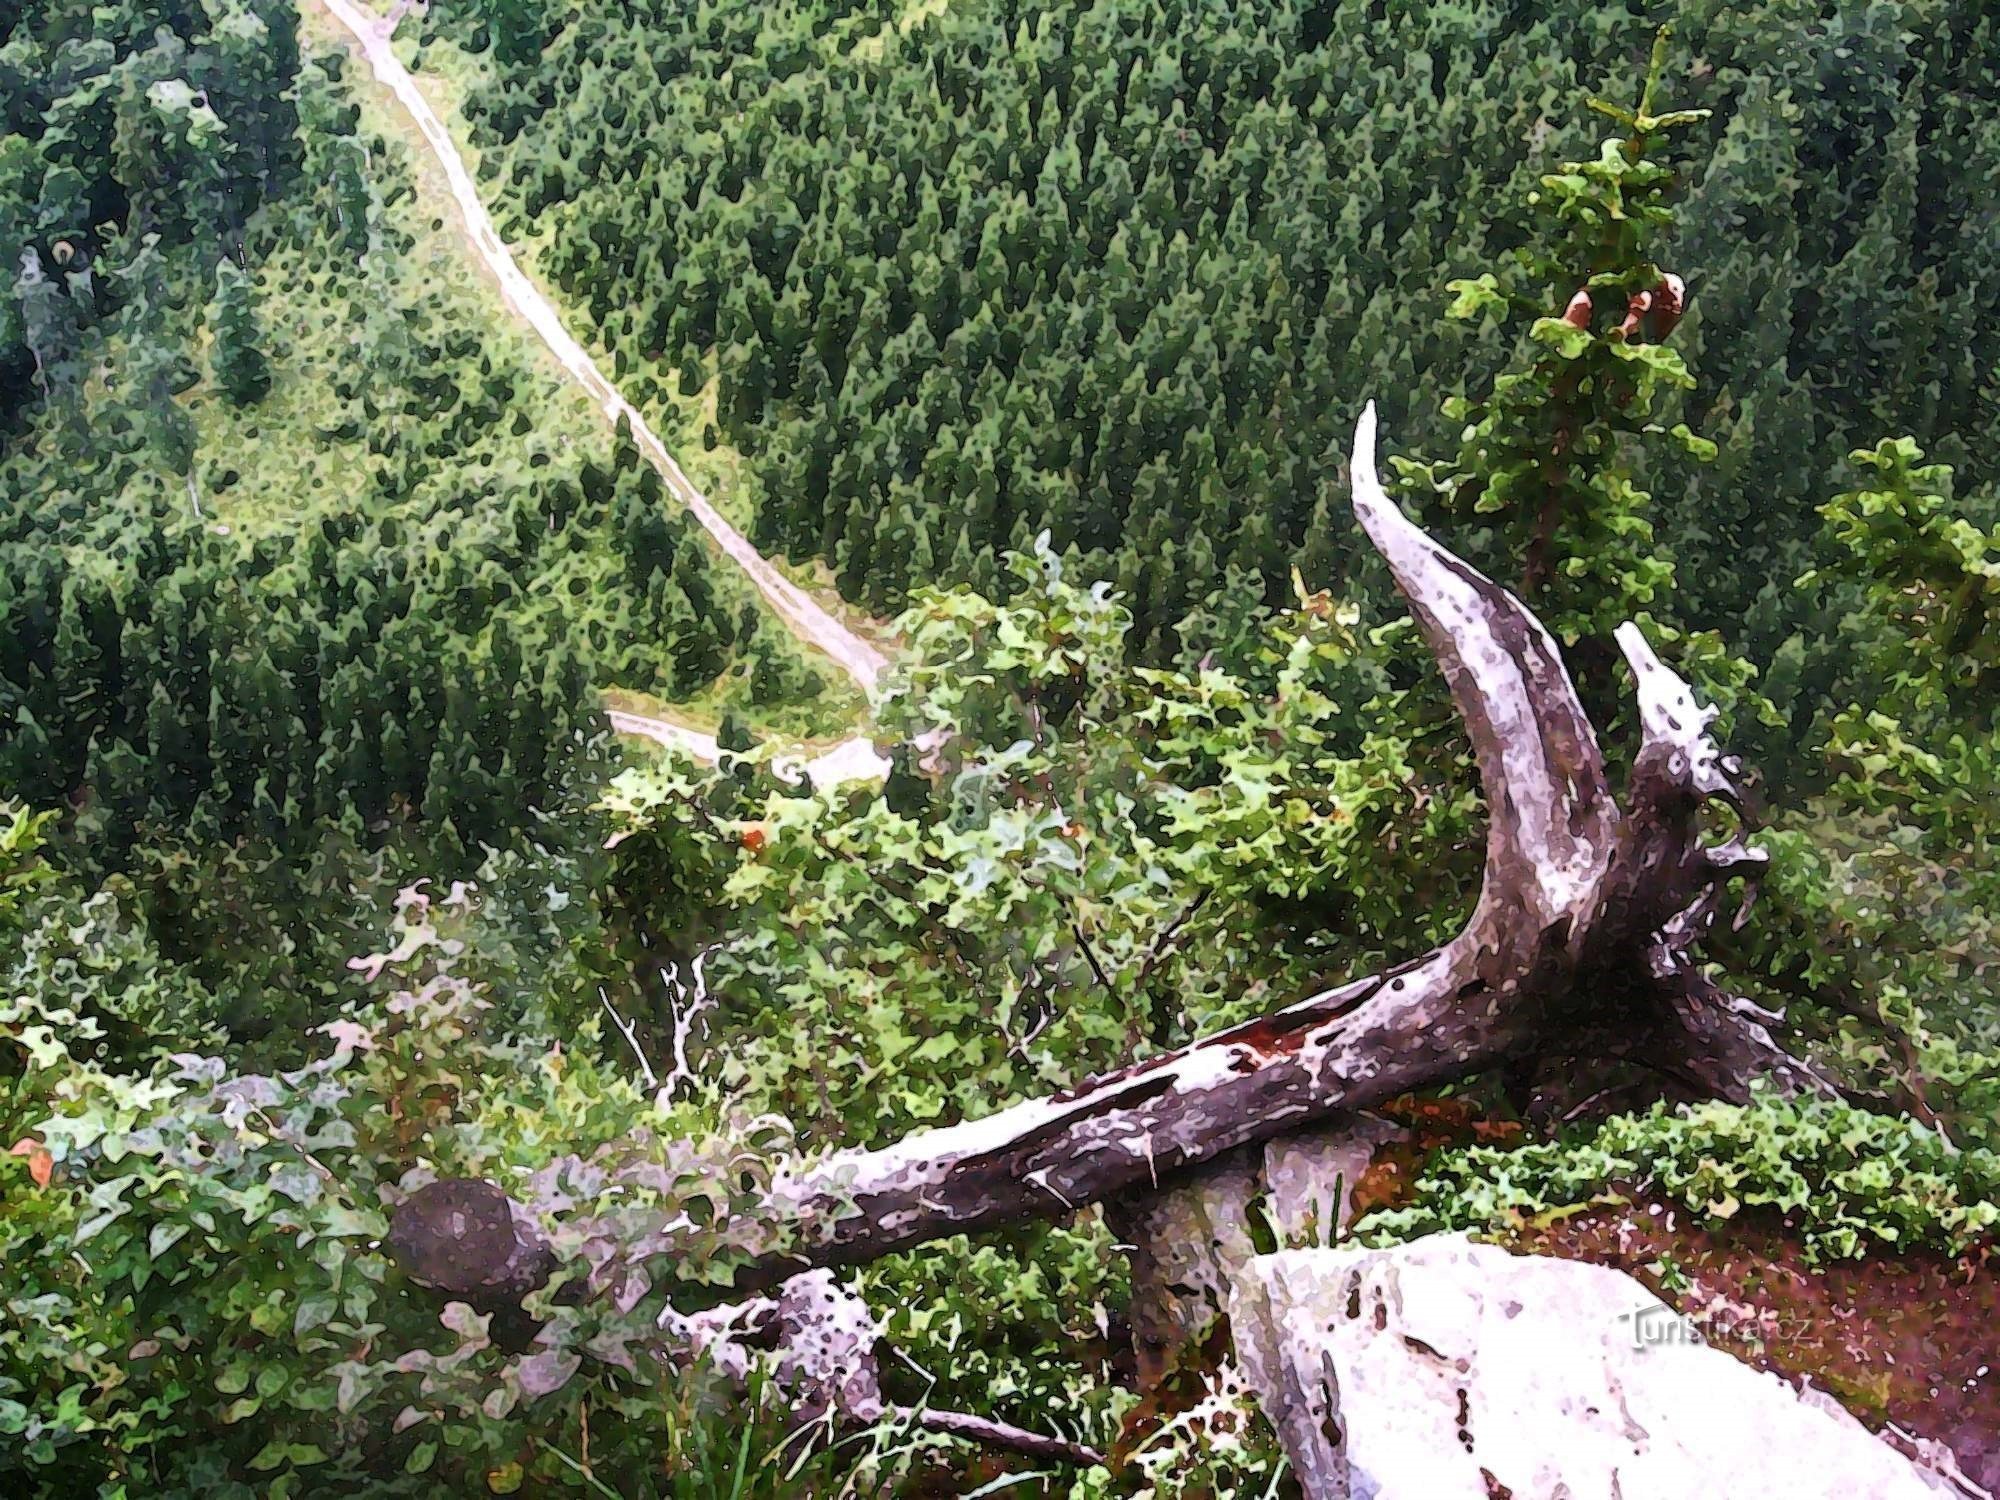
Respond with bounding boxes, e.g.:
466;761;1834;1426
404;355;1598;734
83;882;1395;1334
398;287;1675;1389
1;0;1997;1496
423;0;1997;660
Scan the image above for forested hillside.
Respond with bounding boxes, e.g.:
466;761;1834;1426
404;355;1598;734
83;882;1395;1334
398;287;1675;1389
421;0;1999;659
2;3;1998;1497
0;3;843;1044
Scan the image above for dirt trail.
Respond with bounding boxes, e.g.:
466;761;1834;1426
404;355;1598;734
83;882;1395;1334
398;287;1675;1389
605;709;890;789
314;0;889;700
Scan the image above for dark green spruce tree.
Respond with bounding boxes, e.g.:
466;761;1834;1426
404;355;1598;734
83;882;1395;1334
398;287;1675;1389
207;257;271;406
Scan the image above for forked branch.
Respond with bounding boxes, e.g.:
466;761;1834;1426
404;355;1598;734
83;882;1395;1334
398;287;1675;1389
726;404;1821;1280
390;404;1837;1390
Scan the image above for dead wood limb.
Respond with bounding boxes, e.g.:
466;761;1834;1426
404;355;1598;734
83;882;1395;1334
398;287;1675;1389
733;404;1827;1281
1646;966;1848;1103
387;1184;1107;1467
907;1408;1106;1468
391;403;1835;1324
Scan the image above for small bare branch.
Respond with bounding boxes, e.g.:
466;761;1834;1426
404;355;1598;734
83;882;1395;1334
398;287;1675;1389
654;956;715;1104
599;986;658;1091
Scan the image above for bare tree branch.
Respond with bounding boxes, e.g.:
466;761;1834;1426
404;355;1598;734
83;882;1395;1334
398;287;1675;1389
393;404;1837;1324
599;986;659;1091
388;1195;1105;1467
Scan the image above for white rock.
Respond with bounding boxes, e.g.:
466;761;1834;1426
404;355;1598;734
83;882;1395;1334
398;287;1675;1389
1227;1234;1964;1500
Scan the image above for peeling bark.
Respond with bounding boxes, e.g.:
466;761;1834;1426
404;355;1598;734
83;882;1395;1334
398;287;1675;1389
389;405;1836;1398
727;405;1827;1283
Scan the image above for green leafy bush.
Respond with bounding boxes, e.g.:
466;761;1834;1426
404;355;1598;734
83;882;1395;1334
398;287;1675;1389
0;878;808;1497
1360;1094;2000;1262
1723;440;2000;1144
600;537;1469;1146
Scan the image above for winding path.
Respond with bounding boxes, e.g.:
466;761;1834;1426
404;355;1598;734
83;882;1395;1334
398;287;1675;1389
314;0;890;700
606;708;890;790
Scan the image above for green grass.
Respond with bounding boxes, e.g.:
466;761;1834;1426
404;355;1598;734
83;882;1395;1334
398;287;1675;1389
187;235;598;538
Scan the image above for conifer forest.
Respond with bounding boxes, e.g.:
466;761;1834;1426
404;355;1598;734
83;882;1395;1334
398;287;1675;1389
2;2;1998;1496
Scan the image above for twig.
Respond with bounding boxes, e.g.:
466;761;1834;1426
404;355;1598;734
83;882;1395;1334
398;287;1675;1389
1134;890;1213;1044
541;1442;621;1499
599;986;658;1090
900;1406;1105;1469
1071;920;1121;1003
251;1109;338;1184
1133;891;1212;994
1559;1085;1626;1123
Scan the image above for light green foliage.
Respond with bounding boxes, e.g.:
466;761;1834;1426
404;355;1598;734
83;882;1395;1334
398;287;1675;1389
600;539;1467;1143
864;1220;1132;1463
1812;437;2000;710
4;8;1999;1494
745;615;830;711
1360;1094;2000;1263
3;808;224;1109
1721;439;2000;1144
5;865;223;1077
1397;33;1703;646
0;36;817;1046
0;882;805;1496
0;0;302;404
0;804;58;933
1749;819;2000;1142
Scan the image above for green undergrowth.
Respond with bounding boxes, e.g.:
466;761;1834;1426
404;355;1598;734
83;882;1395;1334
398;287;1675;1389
1358;1094;2000;1263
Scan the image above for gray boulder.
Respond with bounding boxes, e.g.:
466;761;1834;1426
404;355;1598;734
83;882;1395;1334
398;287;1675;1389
1227;1235;1976;1499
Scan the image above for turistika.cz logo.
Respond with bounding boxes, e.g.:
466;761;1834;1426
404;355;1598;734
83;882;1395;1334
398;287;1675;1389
1618;1302;1812;1351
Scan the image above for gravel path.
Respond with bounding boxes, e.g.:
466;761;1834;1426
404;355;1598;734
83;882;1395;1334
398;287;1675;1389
315;0;890;699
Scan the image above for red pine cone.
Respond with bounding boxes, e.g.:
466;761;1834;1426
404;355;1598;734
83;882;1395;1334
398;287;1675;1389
1647;272;1686;340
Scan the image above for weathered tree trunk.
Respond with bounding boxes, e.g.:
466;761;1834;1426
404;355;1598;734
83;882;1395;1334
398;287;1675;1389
1106;1114;1409;1388
389;405;1840;1450
722;403;1835;1284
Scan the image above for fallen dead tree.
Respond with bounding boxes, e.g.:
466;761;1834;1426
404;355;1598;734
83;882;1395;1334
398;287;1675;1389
389;404;1843;1457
